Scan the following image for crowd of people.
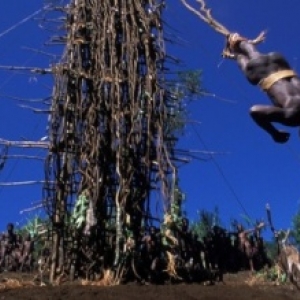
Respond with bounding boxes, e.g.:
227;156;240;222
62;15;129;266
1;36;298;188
0;218;272;284
0;223;34;272
135;218;271;283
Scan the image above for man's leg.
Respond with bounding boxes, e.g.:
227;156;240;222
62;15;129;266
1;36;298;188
250;105;292;143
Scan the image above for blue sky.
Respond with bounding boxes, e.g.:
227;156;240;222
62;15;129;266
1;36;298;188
0;1;300;238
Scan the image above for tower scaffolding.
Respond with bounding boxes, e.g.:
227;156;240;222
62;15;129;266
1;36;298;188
43;0;179;282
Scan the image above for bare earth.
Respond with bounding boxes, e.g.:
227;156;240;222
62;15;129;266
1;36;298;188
0;272;298;300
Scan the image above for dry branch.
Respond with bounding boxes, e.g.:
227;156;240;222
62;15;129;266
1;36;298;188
180;0;230;36
180;0;266;46
0;65;52;74
22;46;59;58
0;180;52;186
20;203;44;214
18;104;51;113
0;138;49;149
2;155;44;160
0;94;50;103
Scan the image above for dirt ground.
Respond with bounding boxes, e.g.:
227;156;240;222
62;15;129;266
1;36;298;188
0;272;298;300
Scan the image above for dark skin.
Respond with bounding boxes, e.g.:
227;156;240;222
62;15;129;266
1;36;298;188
231;39;300;143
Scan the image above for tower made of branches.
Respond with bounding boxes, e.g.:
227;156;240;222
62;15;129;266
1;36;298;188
43;0;179;282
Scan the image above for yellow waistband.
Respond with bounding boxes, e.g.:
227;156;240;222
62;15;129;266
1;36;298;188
259;69;297;91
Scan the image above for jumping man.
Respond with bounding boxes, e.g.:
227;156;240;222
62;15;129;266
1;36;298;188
224;33;300;143
181;0;300;143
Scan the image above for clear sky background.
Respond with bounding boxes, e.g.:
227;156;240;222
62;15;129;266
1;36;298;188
0;1;300;239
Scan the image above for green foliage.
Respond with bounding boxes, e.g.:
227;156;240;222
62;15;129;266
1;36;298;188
71;192;89;229
17;215;50;258
19;216;45;238
165;70;203;137
177;70;203;97
292;209;300;245
255;265;287;283
190;207;221;240
264;239;279;262
171;179;186;225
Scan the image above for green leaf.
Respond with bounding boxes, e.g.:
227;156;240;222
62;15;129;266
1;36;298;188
71;193;89;228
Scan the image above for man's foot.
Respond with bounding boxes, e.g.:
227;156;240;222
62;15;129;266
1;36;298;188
273;131;290;143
